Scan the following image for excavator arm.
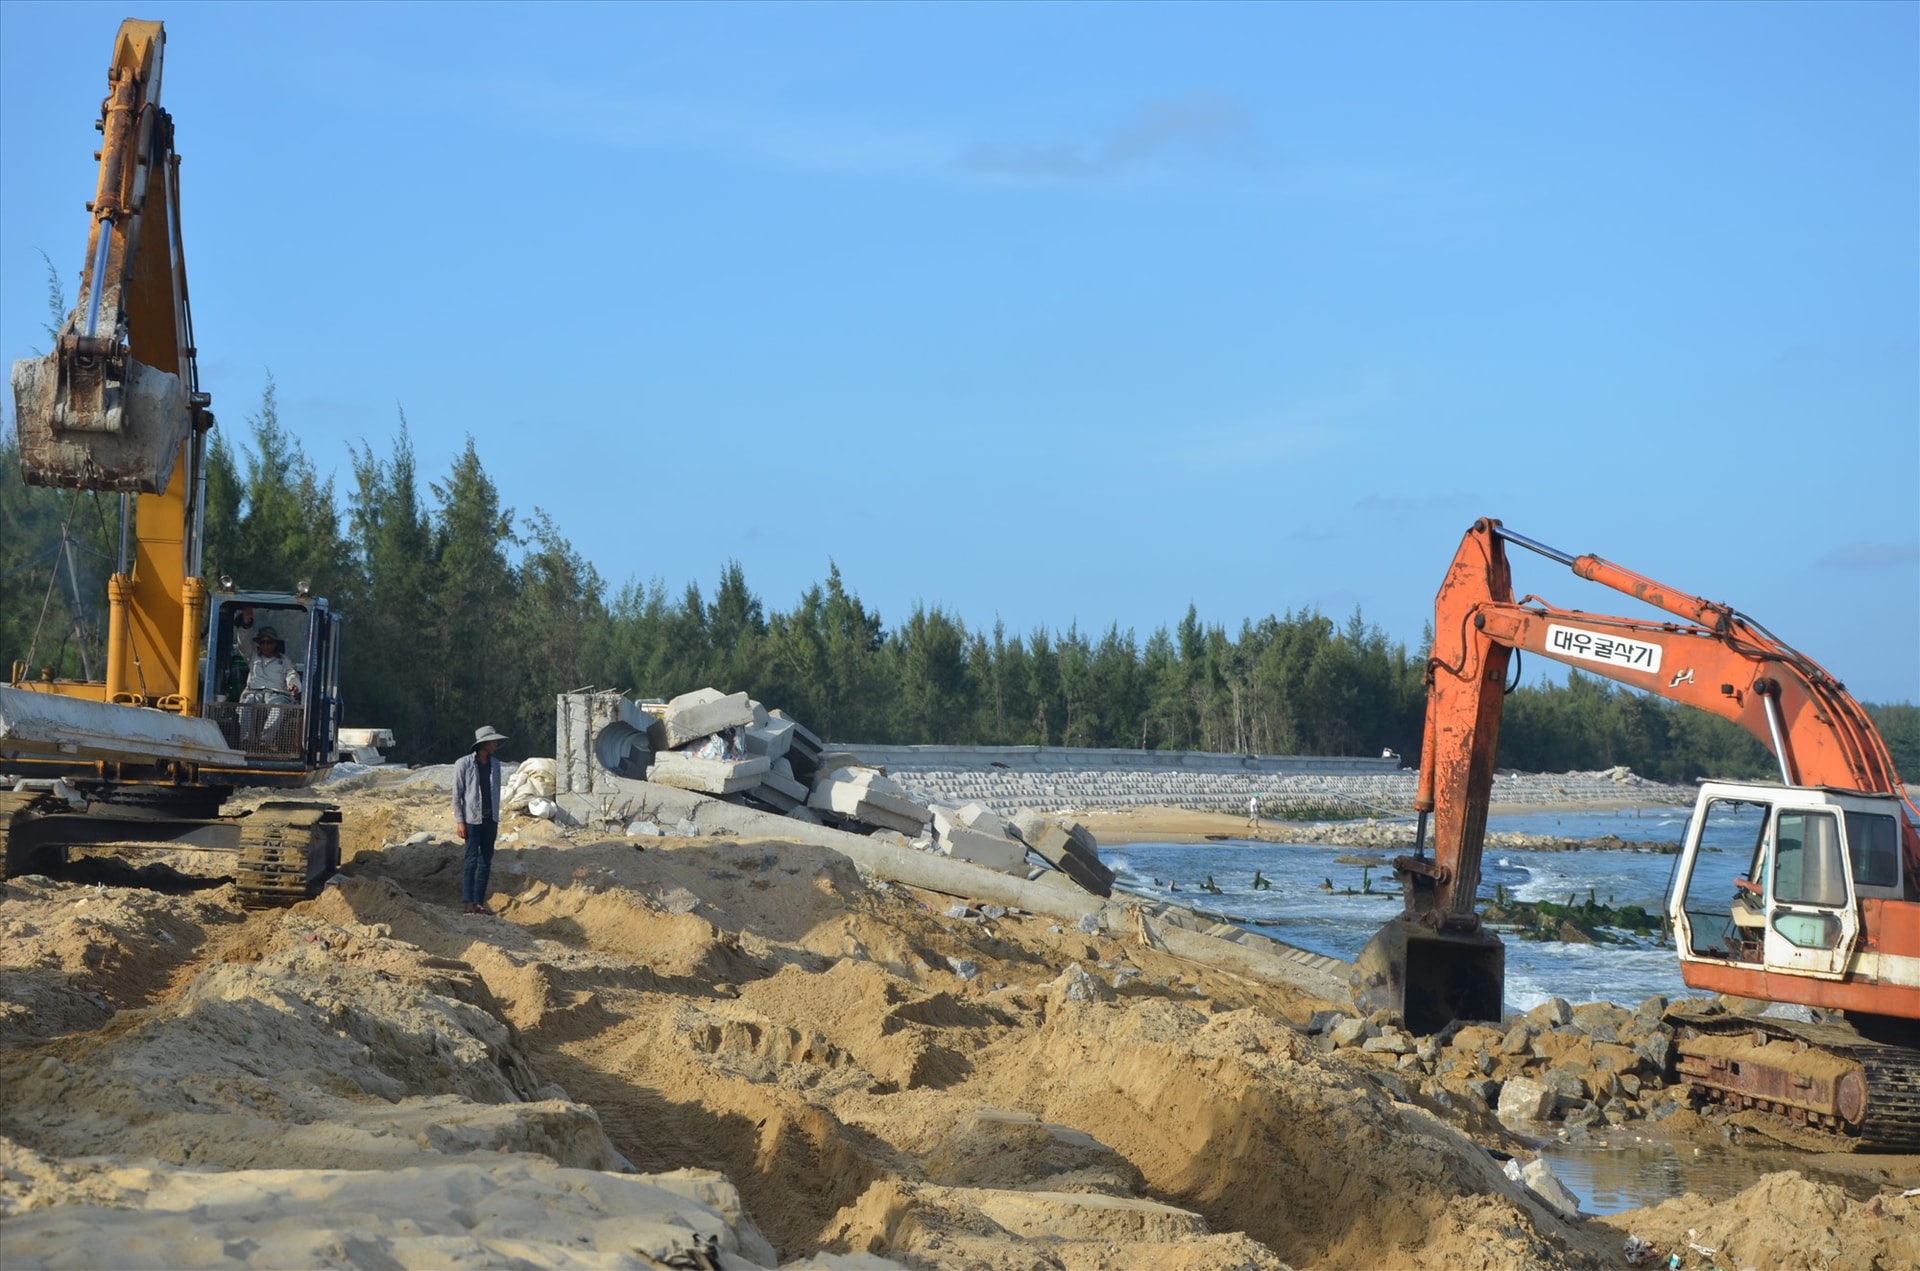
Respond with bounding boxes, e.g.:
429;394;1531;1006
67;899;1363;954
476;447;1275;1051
1357;517;1918;1033
8;19;214;713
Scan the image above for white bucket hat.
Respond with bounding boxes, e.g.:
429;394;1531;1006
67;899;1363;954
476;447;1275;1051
471;725;509;751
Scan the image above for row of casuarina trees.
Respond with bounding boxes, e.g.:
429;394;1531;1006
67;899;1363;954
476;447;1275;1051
4;386;1913;773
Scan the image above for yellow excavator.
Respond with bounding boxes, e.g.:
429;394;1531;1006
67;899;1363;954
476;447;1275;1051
2;20;342;903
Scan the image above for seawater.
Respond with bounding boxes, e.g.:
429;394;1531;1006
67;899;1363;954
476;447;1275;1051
1106;807;1705;1012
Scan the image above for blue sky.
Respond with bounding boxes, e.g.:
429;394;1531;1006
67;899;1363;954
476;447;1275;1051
3;2;1916;703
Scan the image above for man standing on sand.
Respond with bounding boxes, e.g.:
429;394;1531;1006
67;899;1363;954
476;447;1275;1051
1247;794;1260;833
454;725;508;915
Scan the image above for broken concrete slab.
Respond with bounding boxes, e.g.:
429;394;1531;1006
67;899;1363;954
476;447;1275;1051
743;718;794;762
757;765;809;805
808;767;931;836
661;688;755;749
740;783;802;814
1010;809;1115;898
647;751;770;796
810;750;865;781
936;824;1028;875
955;801;1016;840
771;709;821;754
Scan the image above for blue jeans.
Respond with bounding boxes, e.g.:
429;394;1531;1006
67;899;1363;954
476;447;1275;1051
462;820;499;905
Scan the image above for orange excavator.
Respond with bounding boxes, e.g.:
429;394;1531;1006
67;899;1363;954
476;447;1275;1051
1355;517;1920;1148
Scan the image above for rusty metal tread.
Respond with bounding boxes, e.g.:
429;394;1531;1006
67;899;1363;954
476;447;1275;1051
1669;1010;1920;1151
235;807;338;907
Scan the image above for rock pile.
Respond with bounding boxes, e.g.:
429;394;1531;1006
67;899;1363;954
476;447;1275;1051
1306;994;1696;1144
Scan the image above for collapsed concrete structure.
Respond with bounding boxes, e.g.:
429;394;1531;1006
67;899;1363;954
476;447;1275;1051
550;690;1113;898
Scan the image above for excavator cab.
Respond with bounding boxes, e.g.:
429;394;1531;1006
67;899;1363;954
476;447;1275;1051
199;593;343;777
1671;782;1895;987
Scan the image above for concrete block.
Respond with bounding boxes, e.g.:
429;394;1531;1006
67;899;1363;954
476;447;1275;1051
1496;1077;1557;1124
955;801;1015;840
743;718;794;761
771;709;822;756
1010;810;1115;896
743;783;802;814
1518;1158;1582;1217
647;751;770;796
812;751;866;780
662;688;755;749
851;801;930;836
808;767;929;827
757;765;809;804
937;825;1028;875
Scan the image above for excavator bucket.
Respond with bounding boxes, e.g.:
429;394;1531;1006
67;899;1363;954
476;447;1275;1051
11;341;191;493
1351;916;1505;1035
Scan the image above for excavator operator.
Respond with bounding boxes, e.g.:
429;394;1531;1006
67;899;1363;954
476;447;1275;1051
241;626;301;741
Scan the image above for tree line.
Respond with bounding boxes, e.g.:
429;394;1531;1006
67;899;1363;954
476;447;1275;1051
4;384;1916;779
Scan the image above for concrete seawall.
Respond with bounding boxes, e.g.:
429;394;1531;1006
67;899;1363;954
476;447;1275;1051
830;744;1691;816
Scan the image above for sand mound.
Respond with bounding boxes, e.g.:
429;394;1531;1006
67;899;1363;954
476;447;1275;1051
4;787;1917;1269
1597;1170;1920;1271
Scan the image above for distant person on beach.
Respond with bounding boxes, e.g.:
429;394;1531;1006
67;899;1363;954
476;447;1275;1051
1247;795;1260;831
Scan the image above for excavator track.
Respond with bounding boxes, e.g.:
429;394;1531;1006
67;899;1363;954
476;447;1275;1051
1668;1009;1920;1152
234;802;341;908
0;788;68;878
2;788;339;907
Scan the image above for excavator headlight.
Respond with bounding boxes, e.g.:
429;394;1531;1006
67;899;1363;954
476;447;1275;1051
295;579;311;598
218;575;233;592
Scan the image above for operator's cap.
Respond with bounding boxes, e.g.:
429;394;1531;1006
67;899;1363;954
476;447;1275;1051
254;626;280;646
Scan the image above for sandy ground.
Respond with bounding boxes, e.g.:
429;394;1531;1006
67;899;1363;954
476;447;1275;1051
2;776;1916;1270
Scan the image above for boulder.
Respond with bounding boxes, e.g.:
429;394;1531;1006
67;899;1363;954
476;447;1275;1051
1496;1076;1556;1124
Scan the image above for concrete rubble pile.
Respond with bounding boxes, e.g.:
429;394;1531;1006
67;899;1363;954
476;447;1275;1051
551;689;1116;898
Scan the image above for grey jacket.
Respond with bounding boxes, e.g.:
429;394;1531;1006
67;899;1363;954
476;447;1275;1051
452;752;502;825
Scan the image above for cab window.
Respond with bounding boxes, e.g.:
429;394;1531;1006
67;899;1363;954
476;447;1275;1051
1771;810;1846;907
1844;812;1902;893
